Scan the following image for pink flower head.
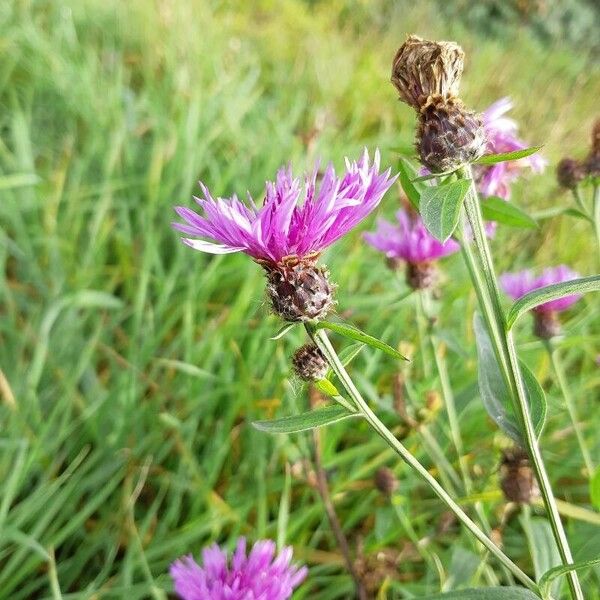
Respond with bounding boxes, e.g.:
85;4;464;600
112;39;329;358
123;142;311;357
170;538;307;600
500;265;581;313
477;98;546;199
364;209;460;263
173;149;396;265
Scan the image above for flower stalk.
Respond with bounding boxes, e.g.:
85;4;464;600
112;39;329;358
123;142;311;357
457;165;584;600
306;323;539;593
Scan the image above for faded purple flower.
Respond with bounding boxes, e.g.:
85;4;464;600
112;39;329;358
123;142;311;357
500;265;581;313
170;538;307;600
173;149;395;265
477;98;546;199
364;209;460;263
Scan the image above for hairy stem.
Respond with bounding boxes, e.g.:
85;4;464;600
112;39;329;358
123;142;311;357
459;165;583;600
307;324;539;593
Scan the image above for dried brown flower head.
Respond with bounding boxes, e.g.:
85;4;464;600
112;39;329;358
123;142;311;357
500;448;539;504
292;344;328;381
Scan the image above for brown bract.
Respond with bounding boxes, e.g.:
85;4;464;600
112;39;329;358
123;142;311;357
391;35;465;110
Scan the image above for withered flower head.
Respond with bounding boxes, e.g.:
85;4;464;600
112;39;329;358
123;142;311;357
556;157;585;190
391;35;486;173
500;448;539;504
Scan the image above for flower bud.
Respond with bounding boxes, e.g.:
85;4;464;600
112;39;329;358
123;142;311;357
292;344;328;381
265;257;336;322
533;311;561;340
556;158;585;189
374;467;399;497
500;448;539;504
391;36;486;173
405;261;437;290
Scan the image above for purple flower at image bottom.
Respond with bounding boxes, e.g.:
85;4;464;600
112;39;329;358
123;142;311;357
170;538;307;600
500;265;581;313
477;97;546;199
173;149;396;265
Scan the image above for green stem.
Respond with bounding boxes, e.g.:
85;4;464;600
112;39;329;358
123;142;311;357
307;324;539;594
459;166;583;600
545;342;595;477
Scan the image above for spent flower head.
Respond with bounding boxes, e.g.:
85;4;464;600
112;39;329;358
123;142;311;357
170;538;307;600
173;149;396;321
500;265;581;339
391;35;486;173
477;98;546;199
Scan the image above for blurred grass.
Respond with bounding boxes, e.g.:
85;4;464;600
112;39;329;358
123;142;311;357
0;0;599;598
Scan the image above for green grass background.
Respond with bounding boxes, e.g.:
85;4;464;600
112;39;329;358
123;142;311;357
1;0;599;598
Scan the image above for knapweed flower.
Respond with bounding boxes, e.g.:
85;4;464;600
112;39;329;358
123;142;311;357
364;209;459;289
500;265;581;338
391;35;486;173
173;149;395;322
170;538;307;600
477;98;546;199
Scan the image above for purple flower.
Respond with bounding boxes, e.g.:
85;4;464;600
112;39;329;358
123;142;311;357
364;209;460;263
173;149;396;265
500;265;581;313
170;538;307;600
477;98;546;199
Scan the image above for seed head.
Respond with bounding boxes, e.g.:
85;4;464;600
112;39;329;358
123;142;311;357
500;448;539;504
556;157;585;189
265;257;336;322
391;36;486;173
374;467;399;497
391;35;464;110
292;344;328;381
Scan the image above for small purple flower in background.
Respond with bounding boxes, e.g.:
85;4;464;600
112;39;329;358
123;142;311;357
364;209;459;289
173;149;396;322
477;97;546;199
170;538;307;600
500;265;581;339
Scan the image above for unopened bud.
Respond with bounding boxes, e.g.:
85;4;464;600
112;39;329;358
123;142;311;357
500;448;539;504
556;158;585;189
265;257;336;322
391;36;486;173
533;311;561;340
374;467;399;497
292;344;328;381
406;261;437;290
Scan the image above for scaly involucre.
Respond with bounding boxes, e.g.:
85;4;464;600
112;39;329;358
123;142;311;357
170;538;307;600
500;265;581;312
173;149;395;264
364;209;460;263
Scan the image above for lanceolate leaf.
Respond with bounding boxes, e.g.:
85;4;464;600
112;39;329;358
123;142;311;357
474;313;546;443
315;321;409;361
397;158;422;210
313;379;357;413
253;405;359;434
419;179;471;242
539;557;600;598
270;323;297;340
426;588;541;599
506;275;600;330
473;145;543;165
481;196;538;229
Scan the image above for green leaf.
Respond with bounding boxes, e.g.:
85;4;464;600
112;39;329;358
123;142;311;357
315;321;409;361
419;179;471;242
473;145;543;165
506;275;600;330
474;313;546;443
412;169;457;182
590;467;600;510
270;323;297;340
397;158;422;210
563;207;593;223
252;405;359;434
522;517;561;598
426;588;541;599
336;343;364;368
481;196;538;229
313;379;357;412
539;557;600;599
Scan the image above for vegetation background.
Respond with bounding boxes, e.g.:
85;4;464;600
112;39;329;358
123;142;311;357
1;0;599;598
